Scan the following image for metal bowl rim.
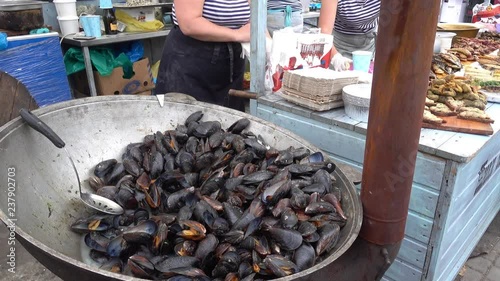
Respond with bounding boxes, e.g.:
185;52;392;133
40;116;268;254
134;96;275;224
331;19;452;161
0;95;362;281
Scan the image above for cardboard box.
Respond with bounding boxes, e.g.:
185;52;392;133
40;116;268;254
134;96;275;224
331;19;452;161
72;58;155;96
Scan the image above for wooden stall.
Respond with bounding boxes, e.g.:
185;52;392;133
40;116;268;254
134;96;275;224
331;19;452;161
253;94;500;281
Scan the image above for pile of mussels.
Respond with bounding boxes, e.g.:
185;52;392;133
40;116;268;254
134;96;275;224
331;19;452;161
71;111;348;280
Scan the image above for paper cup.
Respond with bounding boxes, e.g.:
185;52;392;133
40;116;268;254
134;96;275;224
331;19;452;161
352;51;373;73
80;15;102;38
57;16;80;36
53;0;77;17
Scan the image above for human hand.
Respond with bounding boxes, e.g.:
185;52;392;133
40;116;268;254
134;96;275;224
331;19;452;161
235;23;251;42
331;53;352;71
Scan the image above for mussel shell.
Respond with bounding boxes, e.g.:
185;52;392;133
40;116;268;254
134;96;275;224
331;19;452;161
316;223;341;256
294;243;316;271
185;111;204;126
268;227;302;251
174;240;197;256
128;254;155;278
85;232;110;252
107;163;126;186
150;151;164;180
89;175;105;191
194;121;222;138
227;118;250;134
100;257;123;273
154;256;199;273
122;220;158;244
94;159;117;179
280;208;298;229
123;157;142;177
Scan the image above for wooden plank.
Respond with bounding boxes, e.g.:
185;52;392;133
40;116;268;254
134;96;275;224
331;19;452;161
385;258;422;281
249;0;266;97
441;171;500;252
418;128;456;154
422;160;458;281
408;184;439;219
447;132;500;203
405;211;433;244
434;188;500;281
422;116;493;136
414;153;446;190
436;132;493;163
398;237;428;269
485;103;500;132
0;72;18;127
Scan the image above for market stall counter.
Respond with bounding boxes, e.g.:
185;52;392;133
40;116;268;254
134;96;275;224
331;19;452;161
255;93;500;281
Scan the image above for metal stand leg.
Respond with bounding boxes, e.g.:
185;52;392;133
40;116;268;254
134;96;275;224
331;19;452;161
82;46;97;97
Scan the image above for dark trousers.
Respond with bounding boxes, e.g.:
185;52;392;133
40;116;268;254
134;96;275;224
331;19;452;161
155;26;246;112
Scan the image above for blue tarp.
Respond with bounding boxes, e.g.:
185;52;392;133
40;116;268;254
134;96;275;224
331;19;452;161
0;34;72;107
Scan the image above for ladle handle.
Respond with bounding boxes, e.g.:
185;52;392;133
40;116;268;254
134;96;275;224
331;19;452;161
19;108;66;148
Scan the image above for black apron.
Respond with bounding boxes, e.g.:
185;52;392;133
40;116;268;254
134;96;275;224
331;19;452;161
155;26;246;112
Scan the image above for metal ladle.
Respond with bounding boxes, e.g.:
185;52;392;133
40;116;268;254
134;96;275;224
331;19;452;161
19;109;124;215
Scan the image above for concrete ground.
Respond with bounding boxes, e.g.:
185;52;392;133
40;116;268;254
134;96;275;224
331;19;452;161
0;164;498;280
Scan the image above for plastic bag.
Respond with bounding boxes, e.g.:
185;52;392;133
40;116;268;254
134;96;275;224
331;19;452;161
116;41;144;63
270;29;333;92
115;10;164;32
64;47;134;78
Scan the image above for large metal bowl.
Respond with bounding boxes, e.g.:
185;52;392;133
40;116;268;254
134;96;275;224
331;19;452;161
0;96;362;281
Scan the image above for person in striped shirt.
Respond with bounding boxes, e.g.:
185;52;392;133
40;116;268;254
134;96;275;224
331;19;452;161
319;0;381;71
155;0;252;112
267;0;304;35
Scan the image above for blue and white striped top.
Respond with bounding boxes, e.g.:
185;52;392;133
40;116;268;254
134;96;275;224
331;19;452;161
267;0;302;12
172;0;250;30
334;0;380;35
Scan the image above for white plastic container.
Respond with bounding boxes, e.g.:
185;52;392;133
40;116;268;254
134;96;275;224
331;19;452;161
57;16;80;36
342;84;372;123
436;32;456;53
53;0;77;17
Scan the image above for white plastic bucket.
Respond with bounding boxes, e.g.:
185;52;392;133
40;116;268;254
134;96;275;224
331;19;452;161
58;16;80;36
437;32;456;53
53;0;77;17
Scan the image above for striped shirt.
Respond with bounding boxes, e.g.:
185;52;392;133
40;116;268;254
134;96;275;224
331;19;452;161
334;0;380;35
173;0;250;29
267;0;302;11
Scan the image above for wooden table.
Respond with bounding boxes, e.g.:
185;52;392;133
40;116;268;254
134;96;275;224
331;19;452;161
255;94;500;281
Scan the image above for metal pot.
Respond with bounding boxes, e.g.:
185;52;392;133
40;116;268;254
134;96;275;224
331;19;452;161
0;0;44;31
0;96;362;281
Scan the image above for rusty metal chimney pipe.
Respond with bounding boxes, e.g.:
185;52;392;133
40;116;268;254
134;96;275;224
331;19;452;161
359;0;441;245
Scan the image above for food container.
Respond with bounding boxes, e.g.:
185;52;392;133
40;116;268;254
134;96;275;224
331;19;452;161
342;83;372;122
436;32;456;53
53;0;77;17
0;0;44;31
437;23;480;39
57;15;80;36
0;96;362;281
